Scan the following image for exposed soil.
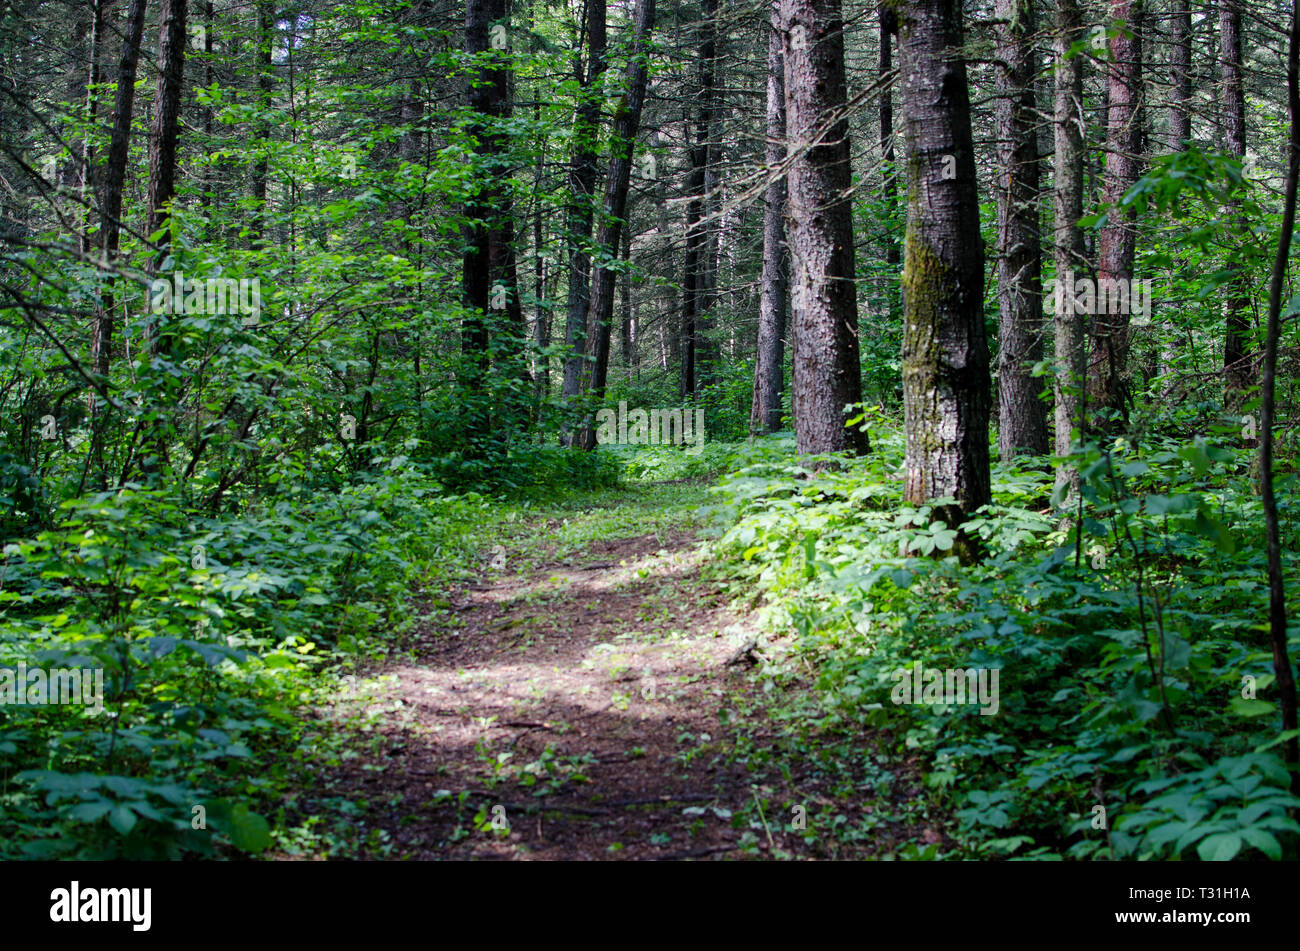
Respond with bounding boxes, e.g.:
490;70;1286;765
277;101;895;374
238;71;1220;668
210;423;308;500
292;512;927;860
301;524;779;859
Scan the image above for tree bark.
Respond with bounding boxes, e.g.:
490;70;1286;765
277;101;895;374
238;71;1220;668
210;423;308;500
881;5;899;268
680;99;702;399
1221;0;1251;403
91;0;149;382
619;221;634;369
1169;0;1191;147
1159;0;1191;387
1053;0;1087;495
1088;0;1144;424
751;3;788;435
575;0;656;450
690;0;720;397
898;0;990;527
560;0;607;406
781;0;869;456
88;0;150;489
135;0;188;477
461;0;509;402
994;0;1047;458
1260;0;1300;790
78;0;106;256
145;0;188;355
250;0;273;250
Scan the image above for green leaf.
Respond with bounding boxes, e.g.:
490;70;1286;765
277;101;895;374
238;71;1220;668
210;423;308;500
1239;828;1282;860
229;805;271;853
108;804;138;836
1196;832;1242;862
67;800;113;822
1230;698;1276;718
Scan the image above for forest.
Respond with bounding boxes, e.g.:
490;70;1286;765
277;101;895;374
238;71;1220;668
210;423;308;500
0;0;1298;866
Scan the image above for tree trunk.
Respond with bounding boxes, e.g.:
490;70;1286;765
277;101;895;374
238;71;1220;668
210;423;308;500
898;0;991;529
461;0;509;402
560;0;607;406
751;2;788;435
483;14;528;416
1159;0;1191;387
91;0;149;381
694;0;720;396
781;0;869;456
79;0;106;256
250;0;273;250
1259;0;1300;790
1053;0;1087;496
880;5;899;268
619;222;634;369
1170;0;1191;147
145;0;188;355
575;0;656;450
135;0;188;478
1088;0;1143;424
88;0;150;489
1221;0;1251;403
680;101;703;399
994;0;1047;458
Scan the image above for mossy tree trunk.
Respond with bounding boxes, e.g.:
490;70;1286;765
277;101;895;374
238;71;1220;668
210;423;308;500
897;0;991;527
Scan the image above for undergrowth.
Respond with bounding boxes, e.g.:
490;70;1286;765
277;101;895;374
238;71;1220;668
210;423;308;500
705;408;1300;860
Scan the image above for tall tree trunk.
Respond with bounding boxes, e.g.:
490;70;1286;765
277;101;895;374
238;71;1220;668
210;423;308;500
880;5;899;268
1221;0;1251;403
575;0;656;450
1053;0;1087;495
694;0;720;396
619;222;634;369
531;158;549;407
1088;0;1144;424
1260;0;1300;790
195;0;214;219
898;0;990;532
250;0;273;250
79;0;106;256
92;0;150;373
145;0;188;356
680;103;703;399
137;0;188;478
1169;0;1191;147
751;2;788;435
89;0;150;489
994;0;1047;458
560;0;607;406
461;0;509;406
1159;0;1191;387
484;15;527;417
781;0;869;456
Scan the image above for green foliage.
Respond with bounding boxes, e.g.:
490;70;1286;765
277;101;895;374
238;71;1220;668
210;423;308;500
0;462;486;858
706;410;1300;860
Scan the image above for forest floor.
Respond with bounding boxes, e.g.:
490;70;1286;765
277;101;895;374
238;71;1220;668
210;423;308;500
283;481;931;860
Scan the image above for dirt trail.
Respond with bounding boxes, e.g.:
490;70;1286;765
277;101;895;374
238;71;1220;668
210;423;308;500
315;523;779;859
